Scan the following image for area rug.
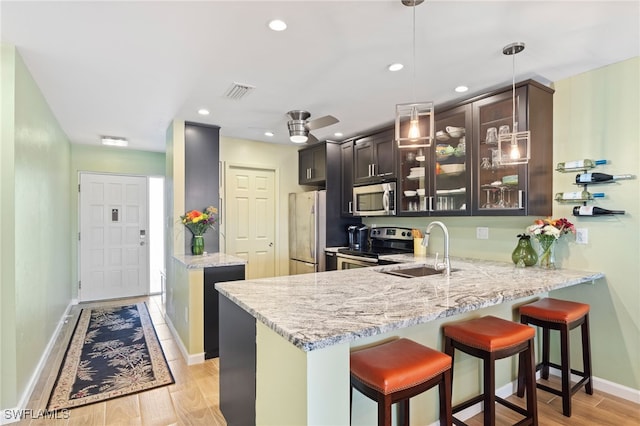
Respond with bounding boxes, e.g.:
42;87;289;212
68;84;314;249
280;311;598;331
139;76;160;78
47;302;174;411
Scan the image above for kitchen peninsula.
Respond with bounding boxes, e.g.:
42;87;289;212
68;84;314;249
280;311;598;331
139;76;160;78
216;255;603;425
171;253;246;361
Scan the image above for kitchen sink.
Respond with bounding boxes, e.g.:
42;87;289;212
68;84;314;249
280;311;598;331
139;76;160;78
380;265;458;278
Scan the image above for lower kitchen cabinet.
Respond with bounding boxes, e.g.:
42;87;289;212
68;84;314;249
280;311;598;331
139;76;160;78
204;264;245;359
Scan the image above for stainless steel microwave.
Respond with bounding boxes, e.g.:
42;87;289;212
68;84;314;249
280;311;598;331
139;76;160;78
352;182;396;216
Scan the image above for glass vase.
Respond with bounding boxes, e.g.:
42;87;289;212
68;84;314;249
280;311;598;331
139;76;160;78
511;235;538;267
538;236;556;269
192;235;204;255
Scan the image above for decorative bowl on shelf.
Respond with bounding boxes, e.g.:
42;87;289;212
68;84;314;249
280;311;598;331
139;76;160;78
440;163;466;175
436;144;455;159
446;126;466;138
435;131;450;141
502;175;518;186
404;190;417;197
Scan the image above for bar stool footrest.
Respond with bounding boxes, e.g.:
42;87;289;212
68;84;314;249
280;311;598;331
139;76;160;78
451;394;485;415
496;396;530;417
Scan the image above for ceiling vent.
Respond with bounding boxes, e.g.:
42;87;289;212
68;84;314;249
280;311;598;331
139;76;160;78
223;82;255;100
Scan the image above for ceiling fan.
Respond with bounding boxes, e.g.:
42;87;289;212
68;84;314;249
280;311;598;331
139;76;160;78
286;110;339;144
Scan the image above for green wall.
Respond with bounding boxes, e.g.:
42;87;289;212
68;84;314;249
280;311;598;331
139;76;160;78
365;57;640;390
1;44;72;410
69;144;165;298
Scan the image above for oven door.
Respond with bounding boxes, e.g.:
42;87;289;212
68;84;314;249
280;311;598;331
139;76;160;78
353;182;396;216
336;253;378;270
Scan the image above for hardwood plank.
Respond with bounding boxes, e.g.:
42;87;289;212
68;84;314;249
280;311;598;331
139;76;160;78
139;387;177;426
105;394;141;425
67;402;105;426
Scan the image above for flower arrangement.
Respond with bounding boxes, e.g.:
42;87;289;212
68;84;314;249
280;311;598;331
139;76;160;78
526;217;575;268
180;206;218;237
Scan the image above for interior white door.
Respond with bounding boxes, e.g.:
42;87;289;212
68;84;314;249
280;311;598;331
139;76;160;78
226;165;276;279
79;173;149;301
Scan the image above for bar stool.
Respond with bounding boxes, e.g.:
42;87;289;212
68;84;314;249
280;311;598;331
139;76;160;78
350;338;453;426
517;298;593;417
443;315;537;426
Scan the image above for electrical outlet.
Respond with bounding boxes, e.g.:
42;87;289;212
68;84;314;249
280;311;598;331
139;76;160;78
576;228;588;244
476;227;489;240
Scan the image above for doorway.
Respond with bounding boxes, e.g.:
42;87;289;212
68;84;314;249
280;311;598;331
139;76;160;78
79;172;151;301
225;164;277;279
148;176;165;294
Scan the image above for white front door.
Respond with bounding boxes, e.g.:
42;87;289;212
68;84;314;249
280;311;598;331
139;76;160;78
79;173;149;301
226;165;276;279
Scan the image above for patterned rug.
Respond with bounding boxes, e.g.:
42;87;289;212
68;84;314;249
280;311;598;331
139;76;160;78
47;302;174;411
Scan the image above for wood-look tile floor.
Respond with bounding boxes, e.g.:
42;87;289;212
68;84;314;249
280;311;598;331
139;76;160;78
16;295;226;426
15;295;640;425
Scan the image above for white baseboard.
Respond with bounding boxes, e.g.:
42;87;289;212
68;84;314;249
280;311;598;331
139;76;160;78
164;314;204;365
425;369;640;425
1;301;75;425
548;367;640;404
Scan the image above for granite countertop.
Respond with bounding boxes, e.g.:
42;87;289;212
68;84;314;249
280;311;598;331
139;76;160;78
216;254;604;352
173;252;247;269
324;246;347;253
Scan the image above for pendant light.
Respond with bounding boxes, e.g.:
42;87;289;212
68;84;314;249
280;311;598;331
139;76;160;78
395;0;434;149
497;42;531;165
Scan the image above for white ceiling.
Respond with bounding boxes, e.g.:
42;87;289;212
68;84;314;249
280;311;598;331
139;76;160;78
2;1;638;152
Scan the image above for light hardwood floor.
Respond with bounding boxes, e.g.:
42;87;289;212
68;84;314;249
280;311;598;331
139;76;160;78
15;295;640;425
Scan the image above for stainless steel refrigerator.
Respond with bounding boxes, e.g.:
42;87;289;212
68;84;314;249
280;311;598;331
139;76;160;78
289;190;327;274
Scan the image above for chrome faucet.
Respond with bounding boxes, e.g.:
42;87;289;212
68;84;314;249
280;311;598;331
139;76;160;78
422;221;451;276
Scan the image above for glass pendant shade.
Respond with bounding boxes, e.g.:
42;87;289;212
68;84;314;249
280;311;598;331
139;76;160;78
395;101;434;148
497;130;531;165
496;41;530;165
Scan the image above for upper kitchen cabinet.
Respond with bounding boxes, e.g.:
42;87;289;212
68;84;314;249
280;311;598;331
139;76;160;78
396;80;553;217
298;142;327;185
353;128;396;185
471;81;554;216
398;104;472;215
340;140;355;216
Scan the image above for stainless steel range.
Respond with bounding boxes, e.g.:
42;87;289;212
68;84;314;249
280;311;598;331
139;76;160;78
336;226;414;269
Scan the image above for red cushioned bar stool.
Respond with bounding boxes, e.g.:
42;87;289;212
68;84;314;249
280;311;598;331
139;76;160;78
516;298;593;417
443;315;538;426
350;338;453;426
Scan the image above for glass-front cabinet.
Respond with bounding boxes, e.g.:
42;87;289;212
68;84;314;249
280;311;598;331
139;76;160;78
472;87;527;214
397;80;554;217
398;104;472;215
432;105;472;215
471;82;553;216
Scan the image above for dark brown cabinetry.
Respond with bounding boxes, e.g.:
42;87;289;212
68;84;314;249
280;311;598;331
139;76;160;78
471;81;553;216
340;141;355;216
353;129;396;185
398;105;472;215
396;80;553;217
298;143;327;185
204;264;245;359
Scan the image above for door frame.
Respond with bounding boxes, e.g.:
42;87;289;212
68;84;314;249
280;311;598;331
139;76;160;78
77;171;151;301
222;161;280;277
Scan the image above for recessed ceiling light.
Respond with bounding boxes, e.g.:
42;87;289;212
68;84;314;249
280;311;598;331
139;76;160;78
334;132;343;137
388;63;404;72
455;86;469;93
264;131;274;137
101;136;128;147
268;19;287;31
198;108;210;115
